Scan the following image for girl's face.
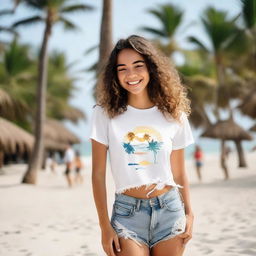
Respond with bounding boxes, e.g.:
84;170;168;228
116;48;150;96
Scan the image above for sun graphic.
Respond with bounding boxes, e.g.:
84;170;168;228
124;126;162;143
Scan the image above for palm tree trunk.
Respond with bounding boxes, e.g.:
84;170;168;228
214;55;222;121
22;16;52;184
234;139;247;167
98;0;113;72
0;150;4;169
220;139;229;180
93;0;113;99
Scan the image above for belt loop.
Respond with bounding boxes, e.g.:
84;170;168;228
136;199;141;211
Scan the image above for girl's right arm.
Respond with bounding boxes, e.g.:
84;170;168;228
91;139;121;256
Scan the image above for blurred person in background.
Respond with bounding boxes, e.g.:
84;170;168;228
63;142;75;187
74;150;84;185
193;145;203;182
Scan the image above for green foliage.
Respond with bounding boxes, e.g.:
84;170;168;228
240;0;256;29
142;4;183;39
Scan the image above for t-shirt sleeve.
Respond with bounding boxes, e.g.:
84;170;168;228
89;105;109;147
172;111;195;150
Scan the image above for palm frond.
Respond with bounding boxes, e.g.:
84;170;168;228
84;45;98;55
140;27;166;37
12;15;43;27
188;36;209;52
0;26;19;36
146;4;184;38
60;4;94;13
58;16;79;31
0;9;15;16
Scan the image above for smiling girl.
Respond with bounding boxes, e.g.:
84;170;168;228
89;35;195;256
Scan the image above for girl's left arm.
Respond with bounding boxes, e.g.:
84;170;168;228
170;148;193;216
171;148;194;246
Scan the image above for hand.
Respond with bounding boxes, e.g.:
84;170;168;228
101;224;121;256
178;213;194;247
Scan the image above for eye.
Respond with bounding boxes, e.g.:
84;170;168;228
135;65;144;68
117;68;126;72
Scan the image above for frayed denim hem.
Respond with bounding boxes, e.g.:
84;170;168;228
149;232;183;249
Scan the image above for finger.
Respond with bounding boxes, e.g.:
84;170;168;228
113;235;121;253
178;233;188;238
183;235;192;245
109;242;116;256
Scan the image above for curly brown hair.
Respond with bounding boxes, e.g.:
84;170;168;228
96;35;191;122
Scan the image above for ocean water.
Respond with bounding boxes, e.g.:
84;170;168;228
75;137;256;160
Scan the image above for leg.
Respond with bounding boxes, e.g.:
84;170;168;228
65;166;73;187
151;236;185;256
116;237;149;256
196;166;202;181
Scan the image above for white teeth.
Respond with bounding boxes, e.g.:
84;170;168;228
128;80;140;85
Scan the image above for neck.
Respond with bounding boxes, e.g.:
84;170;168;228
128;91;154;109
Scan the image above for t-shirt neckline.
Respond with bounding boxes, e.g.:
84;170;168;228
127;104;157;112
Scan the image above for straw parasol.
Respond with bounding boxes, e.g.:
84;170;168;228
201;118;252;171
44;119;80;151
237;89;256;119
0;117;33;154
201;119;253;141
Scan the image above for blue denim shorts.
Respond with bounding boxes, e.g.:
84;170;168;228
110;187;186;249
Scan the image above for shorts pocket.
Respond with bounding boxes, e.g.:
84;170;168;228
113;201;135;217
163;196;184;212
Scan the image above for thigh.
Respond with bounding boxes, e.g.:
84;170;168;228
117;237;150;256
151;236;185;256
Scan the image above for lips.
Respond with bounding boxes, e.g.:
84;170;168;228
127;79;142;86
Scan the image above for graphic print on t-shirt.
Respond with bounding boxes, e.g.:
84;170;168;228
122;126;163;170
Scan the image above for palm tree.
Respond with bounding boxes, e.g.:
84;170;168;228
141;4;184;58
46;51;85;123
178;49;215;128
0;39;35;129
188;7;250;170
188;7;240;119
12;0;93;184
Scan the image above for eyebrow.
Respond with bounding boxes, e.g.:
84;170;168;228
117;60;145;68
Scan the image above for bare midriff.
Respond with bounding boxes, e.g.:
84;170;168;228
122;184;173;199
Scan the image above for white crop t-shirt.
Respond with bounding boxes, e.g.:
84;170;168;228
89;104;195;196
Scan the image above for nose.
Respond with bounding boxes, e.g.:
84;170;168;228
126;68;137;78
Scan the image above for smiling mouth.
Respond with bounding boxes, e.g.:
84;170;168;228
127;80;142;86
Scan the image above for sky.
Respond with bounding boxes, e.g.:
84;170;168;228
1;0;254;145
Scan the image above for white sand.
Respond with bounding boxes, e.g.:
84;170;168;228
0;151;255;256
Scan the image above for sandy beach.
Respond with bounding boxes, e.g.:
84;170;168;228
0;150;255;256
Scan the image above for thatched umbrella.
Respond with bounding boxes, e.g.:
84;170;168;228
201;118;253;179
237;89;256;119
41;119;81;170
44;119;80;151
0;117;33;168
0;117;33;154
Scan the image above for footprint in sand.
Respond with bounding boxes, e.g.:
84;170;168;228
239;249;256;255
19;248;28;252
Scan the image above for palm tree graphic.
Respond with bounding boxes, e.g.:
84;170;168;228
147;139;162;163
123;132;135;154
